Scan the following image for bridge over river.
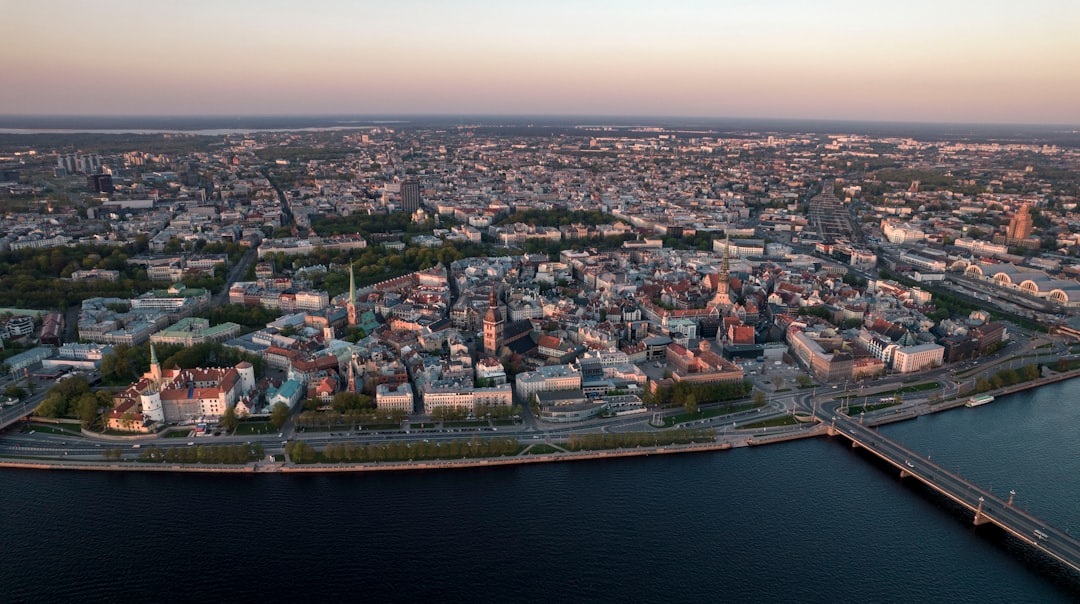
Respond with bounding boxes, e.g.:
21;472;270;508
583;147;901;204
827;413;1080;575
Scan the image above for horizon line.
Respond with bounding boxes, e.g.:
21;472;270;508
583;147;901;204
1;113;1078;130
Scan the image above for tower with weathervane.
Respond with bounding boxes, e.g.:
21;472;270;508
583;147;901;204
483;287;504;357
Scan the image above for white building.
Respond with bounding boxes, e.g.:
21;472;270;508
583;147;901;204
0;315;34;339
881;220;925;245
423;386;475;415
376;383;414;413
514;364;582;400
891;343;944;373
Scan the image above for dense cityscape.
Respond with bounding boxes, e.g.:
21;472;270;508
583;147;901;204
1;119;1080;588
0;122;1077;450
5;0;1079;598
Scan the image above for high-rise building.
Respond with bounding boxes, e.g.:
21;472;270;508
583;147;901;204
400;180;421;213
1006;203;1034;242
87;173;114;194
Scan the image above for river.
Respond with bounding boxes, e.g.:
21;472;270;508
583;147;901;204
2;380;1078;602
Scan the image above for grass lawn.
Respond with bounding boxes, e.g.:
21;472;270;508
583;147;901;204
845;402;899;415
896;382;940;394
525;444;563;455
743;415;799;429
235;421;275;435
163;429;192;438
662;402;761;427
26;424;82;436
101;429;146;436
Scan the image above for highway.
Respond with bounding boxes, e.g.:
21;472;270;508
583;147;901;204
0;386;48;431
827;412;1080;575
0;392;814;462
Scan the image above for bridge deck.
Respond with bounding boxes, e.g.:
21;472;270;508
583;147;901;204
830;415;1080;575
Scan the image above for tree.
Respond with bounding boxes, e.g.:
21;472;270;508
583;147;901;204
331;391;372;414
288;440;316;463
219;406;239;432
795;374;813;388
1019;363;1040;382
753;391;767;407
683;394;698;414
35;393;67;418
76;393;100;427
270;402;291;430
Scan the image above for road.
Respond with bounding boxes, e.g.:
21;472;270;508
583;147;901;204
212;248;257;307
0;390;818;462
0;384;49;431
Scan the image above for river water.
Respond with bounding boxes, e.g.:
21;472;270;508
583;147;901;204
2;380;1078;603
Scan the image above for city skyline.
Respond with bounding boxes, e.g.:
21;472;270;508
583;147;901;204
4;0;1080;124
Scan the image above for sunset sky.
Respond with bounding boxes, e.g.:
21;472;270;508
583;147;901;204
5;0;1078;123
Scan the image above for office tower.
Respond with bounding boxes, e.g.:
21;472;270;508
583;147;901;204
87;173;114;194
400;180;421;212
1006;203;1034;242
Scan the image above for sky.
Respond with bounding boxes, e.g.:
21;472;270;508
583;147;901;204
4;0;1079;124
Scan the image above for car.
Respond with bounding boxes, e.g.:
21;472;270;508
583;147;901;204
905;460;915;468
187;442;195;446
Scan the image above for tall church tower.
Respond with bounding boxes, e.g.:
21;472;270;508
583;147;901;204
347;354;357;394
710;235;733;310
347;264;358;327
483;288;504;357
718;235;731;297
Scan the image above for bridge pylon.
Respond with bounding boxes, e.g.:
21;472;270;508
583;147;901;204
973;496;991;526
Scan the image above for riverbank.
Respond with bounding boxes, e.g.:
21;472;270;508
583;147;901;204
4;368;1077;475
0;440;737;474
869;366;1080;425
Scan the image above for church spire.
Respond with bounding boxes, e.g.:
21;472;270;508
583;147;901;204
349;263;356;307
347;263;358;326
720;232;730;279
149;343;162;387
